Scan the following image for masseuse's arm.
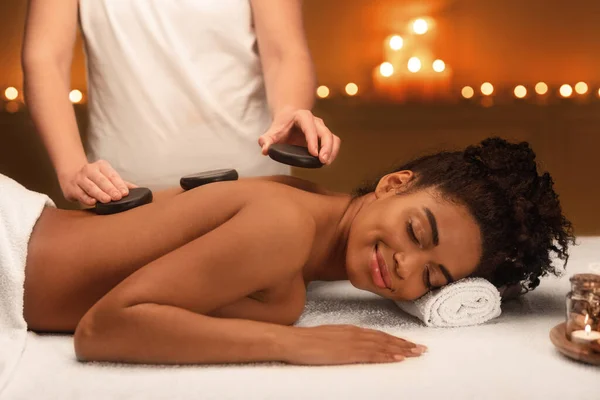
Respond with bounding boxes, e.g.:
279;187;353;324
251;0;341;165
23;0;132;206
74;200;419;365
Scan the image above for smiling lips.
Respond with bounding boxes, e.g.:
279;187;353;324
370;244;393;290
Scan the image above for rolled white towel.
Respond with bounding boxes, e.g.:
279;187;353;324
395;278;502;328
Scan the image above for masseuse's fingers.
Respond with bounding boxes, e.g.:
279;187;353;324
314;117;335;164
98;161;130;197
293;111;320;157
258;121;293;155
78;177;112;204
87;167;123;202
329;134;341;164
70;185;97;207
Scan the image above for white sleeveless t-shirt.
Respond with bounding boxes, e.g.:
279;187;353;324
79;0;290;190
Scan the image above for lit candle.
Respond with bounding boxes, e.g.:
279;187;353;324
570;325;600;345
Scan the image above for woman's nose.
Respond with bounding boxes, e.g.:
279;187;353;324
394;251;425;280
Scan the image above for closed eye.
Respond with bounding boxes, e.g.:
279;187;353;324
423;266;432;290
406;219;420;246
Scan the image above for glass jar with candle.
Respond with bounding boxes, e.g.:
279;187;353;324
565;273;600;348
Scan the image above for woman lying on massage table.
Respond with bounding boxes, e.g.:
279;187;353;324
18;137;574;365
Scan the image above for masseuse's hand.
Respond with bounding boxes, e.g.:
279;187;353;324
59;160;137;206
258;107;341;165
286;325;427;365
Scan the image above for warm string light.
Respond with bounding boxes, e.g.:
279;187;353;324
559;84;573;98
69;90;83;104
432;60;445;73
4;87;18;101
514;85;527;99
345;83;359;96
407;57;422;73
412;19;428;35
461;86;474;99
316;85;330;99
575;81;588;95
379;62;394;77
480;82;494;96
535;82;548;95
389;35;404;51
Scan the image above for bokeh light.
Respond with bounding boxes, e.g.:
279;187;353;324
389;35;404;51
379;62;394;77
559;84;573;98
514;85;527;98
432;59;445;73
574;82;588;95
316;85;330;99
412;19;428;35
461;86;474;99
69;90;83;104
407;57;422;73
4;87;18;101
481;82;494;96
535;82;548;95
345;83;358;96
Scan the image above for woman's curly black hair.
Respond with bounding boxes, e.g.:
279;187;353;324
353;137;575;293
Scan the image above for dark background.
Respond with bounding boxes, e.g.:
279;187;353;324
1;0;598;234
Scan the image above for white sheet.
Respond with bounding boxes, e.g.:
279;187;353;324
3;237;599;400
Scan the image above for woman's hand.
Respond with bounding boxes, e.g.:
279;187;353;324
284;325;427;365
258;108;341;165
59;160;136;206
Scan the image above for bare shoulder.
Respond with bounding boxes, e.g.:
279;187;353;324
242;188;317;265
251;175;338;196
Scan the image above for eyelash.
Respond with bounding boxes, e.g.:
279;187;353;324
407;219;420;246
424;267;432;290
408;220;433;289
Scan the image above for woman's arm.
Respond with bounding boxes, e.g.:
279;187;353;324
74;200;316;364
23;0;131;205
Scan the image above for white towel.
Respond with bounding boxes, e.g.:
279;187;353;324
395;278;502;327
0;174;55;396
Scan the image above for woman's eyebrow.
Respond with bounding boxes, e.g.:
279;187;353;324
423;207;439;246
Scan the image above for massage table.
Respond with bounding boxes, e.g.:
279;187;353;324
2;237;599;399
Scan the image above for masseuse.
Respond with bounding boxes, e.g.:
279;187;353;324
22;0;340;206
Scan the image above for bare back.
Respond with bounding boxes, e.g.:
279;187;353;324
24;178;319;332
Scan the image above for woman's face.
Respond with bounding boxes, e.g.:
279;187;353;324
346;171;482;301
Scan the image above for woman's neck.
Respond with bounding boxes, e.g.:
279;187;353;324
300;191;375;283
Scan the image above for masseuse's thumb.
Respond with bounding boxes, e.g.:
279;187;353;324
258;135;274;155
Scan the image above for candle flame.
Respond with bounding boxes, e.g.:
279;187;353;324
585;324;591;334
584;314;589;324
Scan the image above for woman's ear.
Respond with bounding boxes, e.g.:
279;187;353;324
374;170;415;198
